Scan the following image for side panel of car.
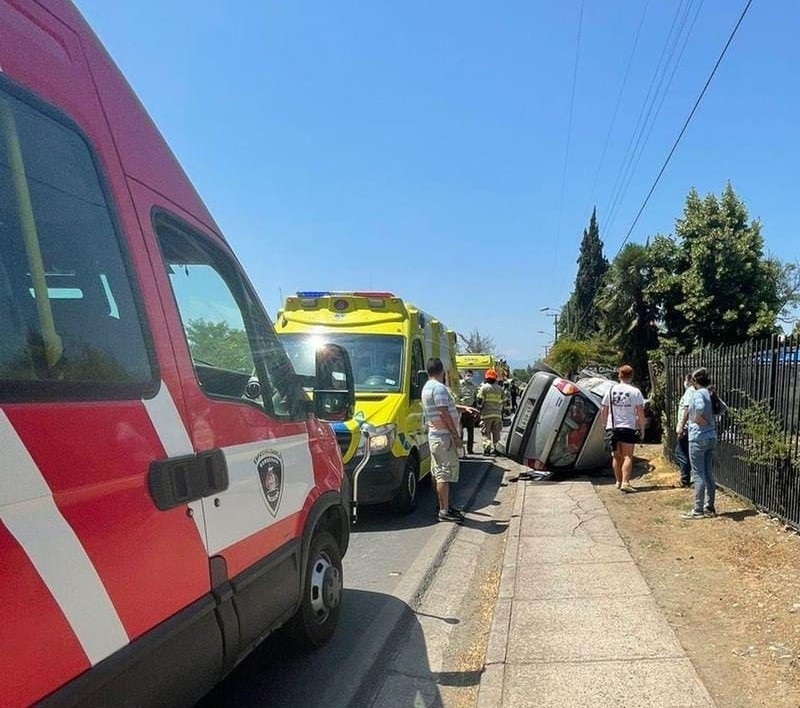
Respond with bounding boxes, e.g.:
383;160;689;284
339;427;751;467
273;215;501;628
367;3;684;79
0;17;216;701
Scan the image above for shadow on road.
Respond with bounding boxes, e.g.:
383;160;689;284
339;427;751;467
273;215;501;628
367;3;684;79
198;589;458;708
198;589;402;707
354;602;485;707
352;458;494;534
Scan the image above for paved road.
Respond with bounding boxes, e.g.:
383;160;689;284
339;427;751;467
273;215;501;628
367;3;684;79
198;454;494;708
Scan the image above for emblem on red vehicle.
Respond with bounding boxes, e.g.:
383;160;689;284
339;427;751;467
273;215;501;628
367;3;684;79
254;450;284;516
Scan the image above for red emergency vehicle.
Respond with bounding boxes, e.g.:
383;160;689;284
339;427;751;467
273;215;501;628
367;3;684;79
0;2;357;705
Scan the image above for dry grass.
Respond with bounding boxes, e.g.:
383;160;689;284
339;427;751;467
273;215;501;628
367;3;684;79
597;445;800;708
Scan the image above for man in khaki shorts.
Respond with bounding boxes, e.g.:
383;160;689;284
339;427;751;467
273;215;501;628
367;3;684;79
422;357;465;522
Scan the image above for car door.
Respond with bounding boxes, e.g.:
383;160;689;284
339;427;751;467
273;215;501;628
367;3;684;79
150;211;315;650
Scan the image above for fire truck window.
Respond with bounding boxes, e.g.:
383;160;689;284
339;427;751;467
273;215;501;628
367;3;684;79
155;216;303;419
0;88;153;399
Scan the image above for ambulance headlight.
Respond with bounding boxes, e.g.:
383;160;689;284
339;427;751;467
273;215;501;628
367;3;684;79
367;424;396;454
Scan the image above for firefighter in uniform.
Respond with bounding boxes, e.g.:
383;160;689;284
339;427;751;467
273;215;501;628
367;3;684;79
476;368;504;455
457;370;478;455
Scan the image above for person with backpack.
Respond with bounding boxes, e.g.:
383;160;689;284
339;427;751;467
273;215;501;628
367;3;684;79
677;367;720;519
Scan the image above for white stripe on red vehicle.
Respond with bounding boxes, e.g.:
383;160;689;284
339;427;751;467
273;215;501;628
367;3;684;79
207;434;314;555
143;382;207;550
0;410;129;665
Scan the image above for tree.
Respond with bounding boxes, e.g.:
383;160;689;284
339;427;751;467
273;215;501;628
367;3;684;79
649;184;785;350
563;207;608;339
185;319;253;372
512;368;532;384
545;338;593;380
457;329;495;354
595;243;659;389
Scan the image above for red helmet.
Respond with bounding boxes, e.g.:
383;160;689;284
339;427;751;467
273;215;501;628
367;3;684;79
485;369;498;381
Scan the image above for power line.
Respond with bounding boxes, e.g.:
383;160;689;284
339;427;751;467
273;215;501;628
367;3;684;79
616;0;755;255
586;0;650;217
605;0;704;236
553;0;585;258
604;0;696;235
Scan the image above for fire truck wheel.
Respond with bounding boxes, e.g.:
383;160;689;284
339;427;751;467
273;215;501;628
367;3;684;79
287;530;343;649
391;455;418;515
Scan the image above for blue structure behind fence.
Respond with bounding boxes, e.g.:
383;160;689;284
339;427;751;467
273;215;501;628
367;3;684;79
663;335;800;530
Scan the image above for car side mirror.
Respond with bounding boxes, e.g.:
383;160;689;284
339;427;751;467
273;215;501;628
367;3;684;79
410;370;427;400
313;343;355;421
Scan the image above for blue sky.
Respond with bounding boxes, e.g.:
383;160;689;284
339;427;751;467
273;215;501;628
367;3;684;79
74;1;799;369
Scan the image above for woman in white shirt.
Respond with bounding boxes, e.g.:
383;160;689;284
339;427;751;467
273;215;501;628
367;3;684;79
600;364;646;493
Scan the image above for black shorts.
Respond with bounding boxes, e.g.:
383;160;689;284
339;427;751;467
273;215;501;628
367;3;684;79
613;427;638;445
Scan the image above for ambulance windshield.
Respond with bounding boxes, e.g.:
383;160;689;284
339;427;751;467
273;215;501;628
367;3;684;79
279;334;404;393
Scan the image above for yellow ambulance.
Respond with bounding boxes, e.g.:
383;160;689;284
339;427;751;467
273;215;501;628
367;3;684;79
456;353;499;385
275;292;459;513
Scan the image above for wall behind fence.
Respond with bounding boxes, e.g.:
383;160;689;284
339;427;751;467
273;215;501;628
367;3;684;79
663;335;800;530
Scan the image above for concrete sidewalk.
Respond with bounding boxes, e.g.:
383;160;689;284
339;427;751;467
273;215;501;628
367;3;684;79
477;476;715;708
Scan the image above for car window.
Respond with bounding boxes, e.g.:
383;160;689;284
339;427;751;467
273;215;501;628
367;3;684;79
548;395;596;468
155;215;304;419
0;85;153;400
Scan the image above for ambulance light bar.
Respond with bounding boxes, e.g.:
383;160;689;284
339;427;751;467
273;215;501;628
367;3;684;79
295;291;397;298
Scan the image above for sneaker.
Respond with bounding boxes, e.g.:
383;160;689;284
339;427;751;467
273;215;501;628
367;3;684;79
438;510;462;523
447;506;465;519
615;482;622;489
681;509;706;519
620;483;636;493
703;506;717;517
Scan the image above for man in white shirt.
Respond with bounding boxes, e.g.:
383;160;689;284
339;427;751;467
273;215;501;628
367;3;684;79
422;357;464;522
600;364;645;493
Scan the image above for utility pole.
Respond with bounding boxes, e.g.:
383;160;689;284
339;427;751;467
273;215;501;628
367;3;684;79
540;307;561;342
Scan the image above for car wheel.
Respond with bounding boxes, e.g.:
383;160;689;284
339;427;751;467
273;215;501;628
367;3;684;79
285;530;343;650
391;455;418;515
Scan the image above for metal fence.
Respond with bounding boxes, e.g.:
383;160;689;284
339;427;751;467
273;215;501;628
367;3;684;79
663;335;800;529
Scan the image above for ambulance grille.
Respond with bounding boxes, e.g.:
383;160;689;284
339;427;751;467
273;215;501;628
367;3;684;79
335;430;352;457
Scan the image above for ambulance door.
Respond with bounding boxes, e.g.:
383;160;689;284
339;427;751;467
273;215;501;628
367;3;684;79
151;213;313;650
409;338;429;469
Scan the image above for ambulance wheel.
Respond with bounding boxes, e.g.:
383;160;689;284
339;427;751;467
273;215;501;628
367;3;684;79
287;530;343;650
392;455;418;515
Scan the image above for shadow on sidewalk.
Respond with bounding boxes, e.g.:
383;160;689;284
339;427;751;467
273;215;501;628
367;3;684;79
718;508;758;522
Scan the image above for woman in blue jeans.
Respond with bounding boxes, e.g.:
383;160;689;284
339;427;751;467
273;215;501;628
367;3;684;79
676;367;717;519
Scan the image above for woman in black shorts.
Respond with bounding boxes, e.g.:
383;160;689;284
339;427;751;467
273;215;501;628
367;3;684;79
600;364;646;493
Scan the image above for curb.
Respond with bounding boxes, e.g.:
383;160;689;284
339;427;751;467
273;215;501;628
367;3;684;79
327;457;496;708
477;462;528;708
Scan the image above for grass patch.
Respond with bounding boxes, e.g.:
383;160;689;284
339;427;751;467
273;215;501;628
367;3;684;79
639;537;666;552
661;494;690;509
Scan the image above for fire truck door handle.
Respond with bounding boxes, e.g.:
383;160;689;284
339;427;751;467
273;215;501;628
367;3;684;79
148;449;229;511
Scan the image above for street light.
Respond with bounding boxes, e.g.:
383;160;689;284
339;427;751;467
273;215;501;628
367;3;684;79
540;307;561;342
536;330;553;357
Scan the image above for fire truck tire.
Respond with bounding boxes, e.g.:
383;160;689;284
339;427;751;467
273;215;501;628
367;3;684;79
391;455;418;515
287;530;343;650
